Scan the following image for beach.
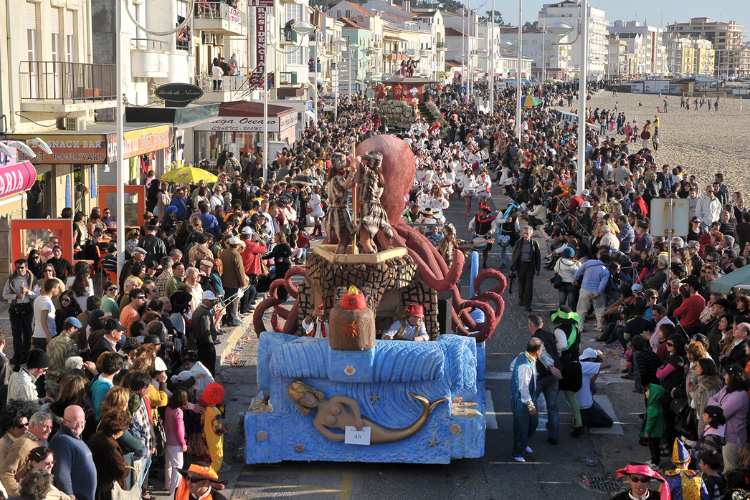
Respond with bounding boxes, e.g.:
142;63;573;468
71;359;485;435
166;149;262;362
582;91;750;193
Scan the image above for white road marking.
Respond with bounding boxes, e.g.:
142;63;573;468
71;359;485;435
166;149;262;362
485;389;499;429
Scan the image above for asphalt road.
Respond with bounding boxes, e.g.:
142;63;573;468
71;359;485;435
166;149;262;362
208;188;652;500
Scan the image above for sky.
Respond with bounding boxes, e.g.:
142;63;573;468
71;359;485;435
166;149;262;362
475;0;749;40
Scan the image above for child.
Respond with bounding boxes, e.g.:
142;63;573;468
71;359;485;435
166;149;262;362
201;382;226;474
641;383;666;467
700;450;726;499
165;390;189;495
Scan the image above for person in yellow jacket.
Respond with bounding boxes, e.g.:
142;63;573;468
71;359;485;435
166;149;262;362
200;383;226;474
174;464;227;500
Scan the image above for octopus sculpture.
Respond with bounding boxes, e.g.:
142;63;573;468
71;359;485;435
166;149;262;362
253;135;507;342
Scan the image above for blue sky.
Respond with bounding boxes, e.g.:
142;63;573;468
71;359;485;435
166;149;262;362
477;0;749;40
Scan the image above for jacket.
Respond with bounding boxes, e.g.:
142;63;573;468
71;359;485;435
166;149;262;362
510;238;541;272
87;432;127;500
219;248;247;289
641;383;666;439
139;234;167;266
241;241;267;276
575;259;610;294
708;387;749;445
0;432;43;495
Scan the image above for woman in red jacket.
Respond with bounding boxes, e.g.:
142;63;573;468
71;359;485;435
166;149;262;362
239;232;267;314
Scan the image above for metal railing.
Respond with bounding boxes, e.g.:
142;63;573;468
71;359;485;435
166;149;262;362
193;2;246;26
131;38;169;51
19;61;116;102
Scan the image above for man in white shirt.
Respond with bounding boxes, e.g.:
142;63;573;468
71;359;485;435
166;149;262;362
32;278;62;350
696;185;722;227
7;349;48;404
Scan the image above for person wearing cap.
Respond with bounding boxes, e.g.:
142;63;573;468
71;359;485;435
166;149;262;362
46;317;93;399
382;304;429;341
90;319;125;361
190;291;222;375
577;348;614;429
662;438;708;499
119;246;146;290
611;463;671;500
7;349;48;404
174;464;227;500
219;236;248;327
674;278;706;336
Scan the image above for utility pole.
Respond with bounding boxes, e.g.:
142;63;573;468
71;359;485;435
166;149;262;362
576;0;588;195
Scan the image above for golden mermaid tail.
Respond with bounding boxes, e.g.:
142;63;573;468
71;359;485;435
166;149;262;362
366;393;448;444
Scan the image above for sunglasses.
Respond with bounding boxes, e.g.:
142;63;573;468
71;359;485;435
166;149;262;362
630;476;650;483
108;287;118;291
16;422;28;429
667;342;675;347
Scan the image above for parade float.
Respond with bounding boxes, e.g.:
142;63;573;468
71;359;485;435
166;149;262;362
246;135;507;464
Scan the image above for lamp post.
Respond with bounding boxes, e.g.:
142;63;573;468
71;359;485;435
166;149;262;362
262;20;315;182
515;0;522;141
576;0;588;194
488;0;494;113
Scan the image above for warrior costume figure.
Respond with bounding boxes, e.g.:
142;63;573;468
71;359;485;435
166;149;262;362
357;151;394;253
324;153;354;254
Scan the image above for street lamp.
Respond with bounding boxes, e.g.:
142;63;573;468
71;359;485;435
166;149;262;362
262;20;315;182
515;0;522;141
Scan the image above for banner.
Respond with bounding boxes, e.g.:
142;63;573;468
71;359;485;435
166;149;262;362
256;7;266;76
0;161;37;200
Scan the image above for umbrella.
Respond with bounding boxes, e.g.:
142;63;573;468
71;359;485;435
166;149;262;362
522;95;542;109
710;265;750;294
161;166;218;185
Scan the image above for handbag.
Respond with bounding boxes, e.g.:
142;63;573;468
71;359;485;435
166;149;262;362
550;274;564;289
111;458;143;500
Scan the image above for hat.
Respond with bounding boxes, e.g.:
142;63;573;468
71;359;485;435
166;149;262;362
614;464;670;500
227;236;242;246
132;247;147;255
64;317;82;329
153;356;168;372
179;464;224;489
672;438;690;464
580;201;592;209
202;290;218;302
405;303;424;318
562;247;575;258
201;382;225;406
65;356;84;371
631;283;644;293
579;347;600;361
241;226;253;235
26;349;49;369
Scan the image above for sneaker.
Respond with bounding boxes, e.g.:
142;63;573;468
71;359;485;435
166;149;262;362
512;455;526;463
524;446;533;454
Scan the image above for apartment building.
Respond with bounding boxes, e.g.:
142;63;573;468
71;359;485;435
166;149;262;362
667;17;749;77
608;20;668;76
538;0;608;79
500;26;570;81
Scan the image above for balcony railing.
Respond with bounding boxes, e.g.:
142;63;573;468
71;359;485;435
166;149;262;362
131;38;169;51
19;61;116;103
193;2;246;26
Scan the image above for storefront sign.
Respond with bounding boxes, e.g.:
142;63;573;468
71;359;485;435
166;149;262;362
194;113;296;133
8;134;109;164
155;83;203;107
256;7;266;77
107;125;171;162
0;161;37;199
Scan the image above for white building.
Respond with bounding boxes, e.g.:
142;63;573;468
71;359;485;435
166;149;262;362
498;26;572;80
538;0;608;79
607;20;668;77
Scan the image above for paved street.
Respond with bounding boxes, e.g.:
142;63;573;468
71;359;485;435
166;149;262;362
206;188;651;500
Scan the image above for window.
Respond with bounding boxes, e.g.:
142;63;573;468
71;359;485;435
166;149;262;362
65;35;73;62
51;33;59;62
286;46;304;65
27;29;37;61
284;4;303;25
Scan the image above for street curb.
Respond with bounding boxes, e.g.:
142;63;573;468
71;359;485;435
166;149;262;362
219;313;255;366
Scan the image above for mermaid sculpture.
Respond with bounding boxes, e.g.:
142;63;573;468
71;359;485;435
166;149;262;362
288;380;447;444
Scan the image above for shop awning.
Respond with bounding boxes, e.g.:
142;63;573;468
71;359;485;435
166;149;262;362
125;103;221;129
710;265;750;294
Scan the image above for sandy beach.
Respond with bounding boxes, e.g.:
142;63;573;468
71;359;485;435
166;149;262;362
580;92;750;194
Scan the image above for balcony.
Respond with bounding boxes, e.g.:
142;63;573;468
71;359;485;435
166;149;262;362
194;75;253;103
193;2;246;37
19;61;116;113
131;38;169;79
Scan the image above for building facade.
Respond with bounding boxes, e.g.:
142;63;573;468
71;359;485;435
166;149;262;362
607;20;668;77
538;0;608;79
666;17;749;77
